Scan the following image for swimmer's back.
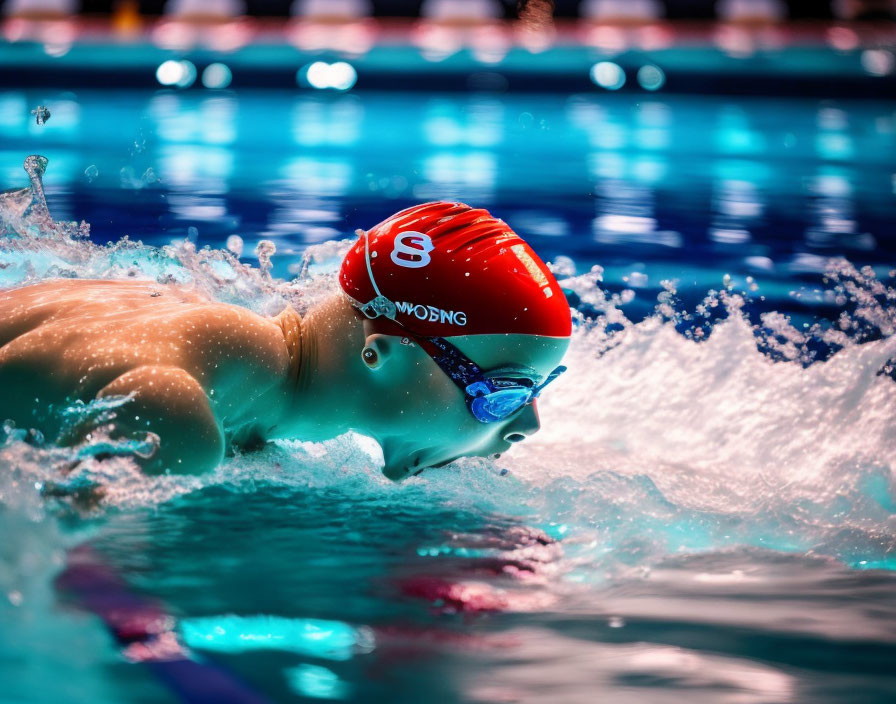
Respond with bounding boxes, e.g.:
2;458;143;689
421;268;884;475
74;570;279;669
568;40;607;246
0;279;207;347
0;279;294;470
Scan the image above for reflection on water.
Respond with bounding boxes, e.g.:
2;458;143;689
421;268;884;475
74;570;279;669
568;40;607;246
423;98;504;147
710;177;760;245
180;615;375;660
27;477;896;704
0;90;893;281
291;96;363;146
466;631;795;704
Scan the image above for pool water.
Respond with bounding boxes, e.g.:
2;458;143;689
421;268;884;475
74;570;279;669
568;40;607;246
1;85;896;704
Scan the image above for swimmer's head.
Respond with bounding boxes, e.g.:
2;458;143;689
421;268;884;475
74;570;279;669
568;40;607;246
340;201;571;338
339;201;571;480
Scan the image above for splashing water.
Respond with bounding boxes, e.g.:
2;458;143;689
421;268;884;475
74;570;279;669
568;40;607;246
255;238;277;279
1;156;90;242
1;154;894;571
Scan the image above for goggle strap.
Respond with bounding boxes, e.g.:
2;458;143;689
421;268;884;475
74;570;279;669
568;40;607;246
533;365;567;397
416;336;483;389
353;229;398;321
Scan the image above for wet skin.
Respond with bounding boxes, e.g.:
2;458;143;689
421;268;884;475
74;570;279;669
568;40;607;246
0;279;569;479
0;280;292;474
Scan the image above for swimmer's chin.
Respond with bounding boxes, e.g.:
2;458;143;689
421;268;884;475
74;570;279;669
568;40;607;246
380;445;428;481
381;457;424;482
382;463;411;482
381;453;460;482
380;442;511;481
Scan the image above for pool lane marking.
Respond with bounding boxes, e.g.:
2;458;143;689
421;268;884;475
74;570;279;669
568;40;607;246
55;544;273;704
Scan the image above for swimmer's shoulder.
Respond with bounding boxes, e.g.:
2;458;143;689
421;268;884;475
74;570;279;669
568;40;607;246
0;278;295;382
168;302;299;401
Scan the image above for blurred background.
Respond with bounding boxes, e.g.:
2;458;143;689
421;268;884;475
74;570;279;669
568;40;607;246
2;0;896;21
2;1;896;91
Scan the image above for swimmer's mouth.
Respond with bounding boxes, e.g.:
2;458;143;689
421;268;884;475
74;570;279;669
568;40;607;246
410;452;502;477
410;456;428;477
410;456;452;477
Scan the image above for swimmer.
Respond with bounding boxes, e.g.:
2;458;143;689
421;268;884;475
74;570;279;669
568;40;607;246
0;202;571;480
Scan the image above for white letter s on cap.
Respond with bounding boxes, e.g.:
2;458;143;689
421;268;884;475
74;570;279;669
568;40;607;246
391;231;434;269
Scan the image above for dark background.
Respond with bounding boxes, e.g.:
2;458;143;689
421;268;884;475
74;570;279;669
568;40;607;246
1;0;894;20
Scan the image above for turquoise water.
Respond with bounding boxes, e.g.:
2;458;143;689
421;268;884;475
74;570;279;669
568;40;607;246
1;86;896;703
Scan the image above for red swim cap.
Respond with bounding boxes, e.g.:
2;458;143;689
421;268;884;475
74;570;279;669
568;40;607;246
339;202;571;337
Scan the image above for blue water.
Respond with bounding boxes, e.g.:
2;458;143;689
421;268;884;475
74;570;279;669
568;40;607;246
1;85;896;703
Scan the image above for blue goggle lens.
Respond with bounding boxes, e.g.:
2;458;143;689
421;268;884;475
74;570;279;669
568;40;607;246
465;366;567;424
468;387;533;423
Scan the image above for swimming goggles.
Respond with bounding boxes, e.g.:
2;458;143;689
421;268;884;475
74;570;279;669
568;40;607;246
412;334;566;424
353;229;566;424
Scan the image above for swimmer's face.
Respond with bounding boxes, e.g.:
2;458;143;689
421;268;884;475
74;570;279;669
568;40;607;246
358;332;569;481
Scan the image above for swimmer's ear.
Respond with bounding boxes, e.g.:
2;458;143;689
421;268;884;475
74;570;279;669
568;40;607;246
361;333;394;371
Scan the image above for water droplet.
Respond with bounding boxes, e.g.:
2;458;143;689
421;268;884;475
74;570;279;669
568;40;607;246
226;234;243;258
256;240;276;278
31;105;50;125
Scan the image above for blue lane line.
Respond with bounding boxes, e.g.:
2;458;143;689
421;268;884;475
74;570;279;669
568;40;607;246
55;545;273;704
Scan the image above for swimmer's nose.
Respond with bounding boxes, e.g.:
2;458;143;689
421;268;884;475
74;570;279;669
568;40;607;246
502;401;540;444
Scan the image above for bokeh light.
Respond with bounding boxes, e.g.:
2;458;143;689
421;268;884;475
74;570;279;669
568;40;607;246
301;61;358;91
861;50;895;77
201;63;232;89
156;59;197;88
637;64;666;91
590;62;626;90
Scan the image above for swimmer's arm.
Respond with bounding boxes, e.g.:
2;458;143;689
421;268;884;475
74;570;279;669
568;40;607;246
96;366;225;475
